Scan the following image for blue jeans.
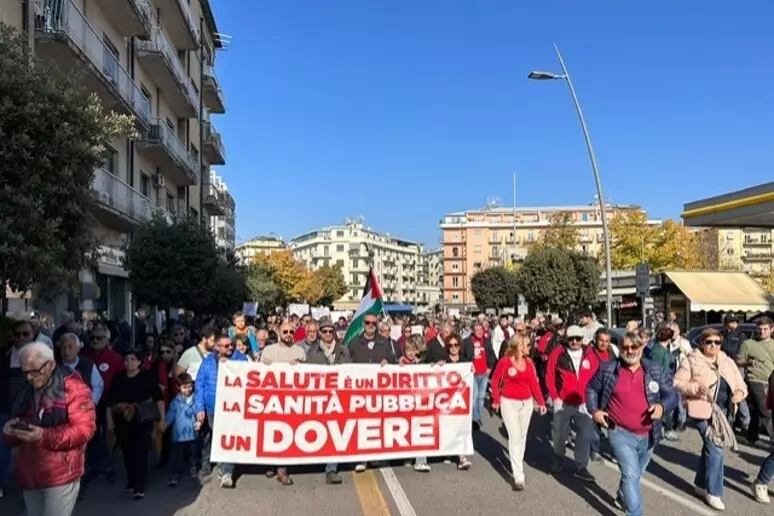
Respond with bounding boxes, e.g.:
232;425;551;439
472;373;489;423
609;428;654;516
204;411;234;476
0;412;11;486
325;463;338;473
694;419;724;496
590;424;601;454
755;445;774;485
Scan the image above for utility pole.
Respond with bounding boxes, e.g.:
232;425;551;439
198;16;205;226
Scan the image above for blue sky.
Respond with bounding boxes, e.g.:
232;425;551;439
210;1;774;248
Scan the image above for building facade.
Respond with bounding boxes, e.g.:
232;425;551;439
2;0;228;321
417;249;443;308
208;170;235;251
290;219;424;310
235;236;287;265
440;203;656;309
698;227;773;281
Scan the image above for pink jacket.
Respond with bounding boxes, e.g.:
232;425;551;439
673;349;747;420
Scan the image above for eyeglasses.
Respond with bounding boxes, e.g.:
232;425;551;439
219;341;235;348
320;329;334;334
22;360;51;378
703;339;722;346
620;345;641;352
448;342;460;348
281;330;294;335
567;336;583;342
364;321;378;326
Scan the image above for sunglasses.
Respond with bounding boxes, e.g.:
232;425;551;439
703;339;722;346
567;336;583;342
620;345;641;352
364;321;378;326
448;342;460;348
320;329;334;334
281;330;294;335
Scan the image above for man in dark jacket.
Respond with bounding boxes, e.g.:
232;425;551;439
462;322;496;430
586;331;678;516
306;318;350;485
347;314;395;366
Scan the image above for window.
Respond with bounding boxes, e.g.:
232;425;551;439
336;231;344;238
491;232;498;240
166;193;174;212
452;277;459;287
190;144;199;162
528;232;534;242
140;173;150;197
323;245;329;256
353;259;358;268
451;263;459;271
336;259;344;267
104;146;117;174
336;244;344;252
140;85;152;117
473;246;481;254
473;230;482;237
102;34;119;84
452;247;459;257
581;213;588;222
474;262;482;268
452;293;460;302
189;207;198;219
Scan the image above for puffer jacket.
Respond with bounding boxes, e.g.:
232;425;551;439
546;345;597;405
194;350;246;415
4;375;96;489
673;349;747;420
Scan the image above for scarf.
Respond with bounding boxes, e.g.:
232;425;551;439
11;365;69;428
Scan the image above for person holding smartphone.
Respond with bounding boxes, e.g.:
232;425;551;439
586;332;678;516
2;342;96;516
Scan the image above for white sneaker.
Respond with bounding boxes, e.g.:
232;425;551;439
704;494;725;511
413;463;431;472
753;483;771;504
354;463;366;473
219;474;233;488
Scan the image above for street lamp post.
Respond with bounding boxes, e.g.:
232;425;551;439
529;44;614;326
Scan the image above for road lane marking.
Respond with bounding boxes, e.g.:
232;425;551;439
600;460;714;516
380;467;418;516
353;469;391;516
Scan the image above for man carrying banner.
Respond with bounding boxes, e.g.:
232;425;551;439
259;322;307;486
194;332;247;488
306;317;351;485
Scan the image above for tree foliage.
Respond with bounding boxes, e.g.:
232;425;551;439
471;266;520;310
314;264;348;306
517;246;600;312
202;251;247;316
124;216;221;310
537;211;580;249
245;261;284;312
763;272;774;295
607;210;707;271
253;251;306;299
0;24;136;296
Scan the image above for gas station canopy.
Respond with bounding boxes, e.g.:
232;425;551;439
682;182;774;228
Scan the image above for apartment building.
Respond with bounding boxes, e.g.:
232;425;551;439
1;0;228;320
699;227;774;281
417;249;443;308
440;203;655;309
208;170;235;251
235;236;287;265
290;219;424;310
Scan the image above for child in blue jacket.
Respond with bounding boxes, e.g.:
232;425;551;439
163;373;201;486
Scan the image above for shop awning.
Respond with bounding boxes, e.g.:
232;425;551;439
664;271;774;313
383;303;414;313
598;287;637;299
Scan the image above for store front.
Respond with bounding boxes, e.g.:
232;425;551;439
94;245;131;322
682;182;774;228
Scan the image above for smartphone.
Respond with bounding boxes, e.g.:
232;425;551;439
603;415;617;430
11;421;31;431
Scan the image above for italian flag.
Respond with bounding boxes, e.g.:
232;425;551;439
343;268;383;346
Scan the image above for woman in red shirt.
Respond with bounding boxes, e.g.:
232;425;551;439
491;334;547;491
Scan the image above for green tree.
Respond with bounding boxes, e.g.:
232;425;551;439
123;216;220;311
568;250;602;309
471;266;520;310
245;261;284;312
202;251;247;316
516;246;576;312
537;211;580;249
314;264;348;306
0;24;135;297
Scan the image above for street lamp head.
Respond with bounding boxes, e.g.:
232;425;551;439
528;70;565;81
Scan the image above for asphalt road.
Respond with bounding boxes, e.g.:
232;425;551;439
3;412;774;516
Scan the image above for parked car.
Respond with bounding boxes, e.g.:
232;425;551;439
686;323;758;348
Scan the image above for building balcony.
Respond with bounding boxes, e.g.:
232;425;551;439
135;28;197;118
153;0;199;50
93;0;153;39
202;185;226;216
92;168;152;231
202;121;226;165
203;66;226;114
743;253;773;261
34;0;151;127
744;238;772;246
136;119;199;186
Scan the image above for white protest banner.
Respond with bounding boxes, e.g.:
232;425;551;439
287;303;309;318
390;324;402;340
210;362;473;465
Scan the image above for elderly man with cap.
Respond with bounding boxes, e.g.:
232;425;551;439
545;324;598;483
306;317;351;485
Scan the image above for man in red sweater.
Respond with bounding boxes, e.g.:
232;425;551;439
546;325;597;483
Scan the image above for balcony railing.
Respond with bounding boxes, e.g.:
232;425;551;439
136;27;197;110
203;65;226;112
145;118;198;178
35;0;151;124
93;168;152;222
203;121;226;161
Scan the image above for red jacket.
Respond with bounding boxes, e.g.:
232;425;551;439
85;346;124;395
4;375;96;490
546;345;596;406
